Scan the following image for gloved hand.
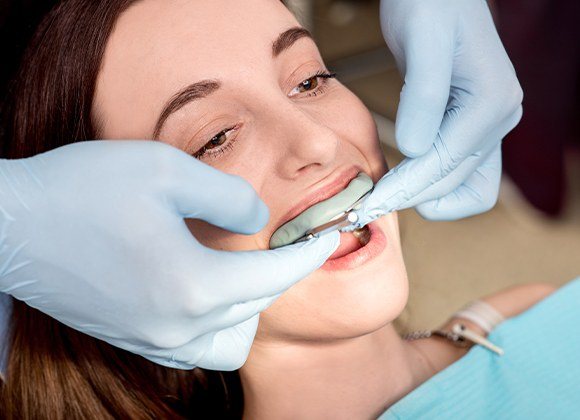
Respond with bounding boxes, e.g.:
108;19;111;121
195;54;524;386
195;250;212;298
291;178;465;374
0;141;339;370
358;0;523;223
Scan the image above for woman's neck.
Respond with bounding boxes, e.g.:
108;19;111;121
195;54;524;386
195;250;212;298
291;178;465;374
240;325;431;419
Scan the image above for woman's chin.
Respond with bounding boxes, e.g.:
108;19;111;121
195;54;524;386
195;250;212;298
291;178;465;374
257;215;409;342
258;284;408;342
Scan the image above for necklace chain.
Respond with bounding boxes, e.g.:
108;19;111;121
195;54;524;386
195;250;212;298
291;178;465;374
403;329;468;346
403;323;505;356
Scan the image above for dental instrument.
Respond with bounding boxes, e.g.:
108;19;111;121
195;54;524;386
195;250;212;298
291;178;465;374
291;189;373;244
269;172;374;249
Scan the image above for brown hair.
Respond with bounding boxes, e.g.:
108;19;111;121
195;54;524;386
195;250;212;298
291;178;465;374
0;0;243;417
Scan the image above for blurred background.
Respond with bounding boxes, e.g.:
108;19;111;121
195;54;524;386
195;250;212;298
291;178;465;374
286;0;580;331
1;0;579;332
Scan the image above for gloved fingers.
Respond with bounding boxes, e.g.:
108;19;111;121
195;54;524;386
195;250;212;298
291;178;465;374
135;295;280;369
163;151;269;235
194;315;259;371
414;143;502;220
186;294;280;339
168;315;260;371
503;105;524;139
393;12;454;158
358;96;521;224
432;101;520;187
439;85;522;156
138;329;216;370
141;355;195;370
202;231;340;306
397;142;497;210
356;143;451;225
357;104;478;221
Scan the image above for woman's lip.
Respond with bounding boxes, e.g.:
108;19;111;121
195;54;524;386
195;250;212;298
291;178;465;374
320;221;387;271
275;166;361;229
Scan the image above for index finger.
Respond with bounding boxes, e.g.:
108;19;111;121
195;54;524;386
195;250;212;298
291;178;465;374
357;145;445;223
202;231;340;306
357;99;508;224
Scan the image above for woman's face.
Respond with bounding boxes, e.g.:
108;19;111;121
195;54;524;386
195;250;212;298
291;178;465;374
95;0;408;342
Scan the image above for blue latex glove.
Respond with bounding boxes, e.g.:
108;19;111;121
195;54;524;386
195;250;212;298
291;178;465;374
0;141;339;370
358;0;523;224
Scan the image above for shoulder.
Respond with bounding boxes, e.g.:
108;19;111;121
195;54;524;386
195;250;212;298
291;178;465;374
436;283;558;336
479;283;557;319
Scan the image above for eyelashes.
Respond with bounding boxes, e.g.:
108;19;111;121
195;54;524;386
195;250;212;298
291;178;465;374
192;70;337;160
193;124;241;159
288;71;337;98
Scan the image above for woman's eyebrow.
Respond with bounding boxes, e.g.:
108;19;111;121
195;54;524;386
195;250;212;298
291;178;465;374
153;28;313;139
153;80;220;139
272;27;313;57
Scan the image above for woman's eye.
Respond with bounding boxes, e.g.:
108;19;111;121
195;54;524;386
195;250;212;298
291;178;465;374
289;72;337;97
297;76;319;93
207;131;228;149
193;126;239;159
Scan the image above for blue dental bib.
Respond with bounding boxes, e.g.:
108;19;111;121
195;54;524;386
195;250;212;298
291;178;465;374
380;277;580;420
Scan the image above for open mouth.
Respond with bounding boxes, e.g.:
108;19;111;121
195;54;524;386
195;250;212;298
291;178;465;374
269;172;374;249
322;221;386;271
328;225;371;260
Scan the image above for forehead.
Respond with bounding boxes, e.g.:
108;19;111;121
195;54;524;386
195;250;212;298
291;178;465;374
94;0;299;138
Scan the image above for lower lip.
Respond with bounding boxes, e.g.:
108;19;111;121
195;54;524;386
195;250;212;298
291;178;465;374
321;221;387;271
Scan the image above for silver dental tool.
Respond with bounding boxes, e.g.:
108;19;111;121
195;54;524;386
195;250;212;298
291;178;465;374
292;189;373;244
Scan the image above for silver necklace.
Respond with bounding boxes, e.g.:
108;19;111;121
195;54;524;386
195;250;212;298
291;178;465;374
404;323;504;356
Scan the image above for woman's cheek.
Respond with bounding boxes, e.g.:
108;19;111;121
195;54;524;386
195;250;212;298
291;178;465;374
338;91;388;177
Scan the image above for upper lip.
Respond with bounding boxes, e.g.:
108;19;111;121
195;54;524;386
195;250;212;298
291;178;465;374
275;166;363;229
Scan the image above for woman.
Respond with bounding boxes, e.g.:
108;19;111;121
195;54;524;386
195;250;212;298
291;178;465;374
0;0;571;418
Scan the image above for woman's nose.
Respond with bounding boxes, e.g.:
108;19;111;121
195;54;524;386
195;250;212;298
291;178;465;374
273;104;339;179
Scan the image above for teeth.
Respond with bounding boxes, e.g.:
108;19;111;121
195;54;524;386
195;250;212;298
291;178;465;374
352;226;371;246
